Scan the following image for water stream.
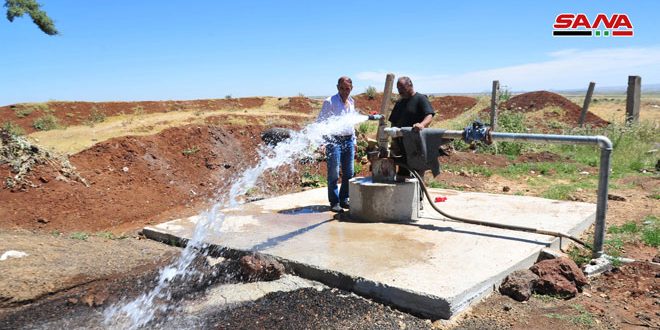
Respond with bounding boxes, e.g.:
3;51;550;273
103;111;370;329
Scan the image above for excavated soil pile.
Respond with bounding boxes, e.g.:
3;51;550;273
278;97;318;114
484;91;609;131
430;96;478;120
354;94;477;121
0;123;326;234
0;97;265;134
353;93;387;114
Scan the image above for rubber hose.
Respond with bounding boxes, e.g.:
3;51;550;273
402;165;591;249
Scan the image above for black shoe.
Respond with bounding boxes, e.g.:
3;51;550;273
330;204;343;213
340;201;350;209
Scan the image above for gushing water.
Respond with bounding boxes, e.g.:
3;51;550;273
103;111;370;329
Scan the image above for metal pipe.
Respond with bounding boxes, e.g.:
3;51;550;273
384;126;613;257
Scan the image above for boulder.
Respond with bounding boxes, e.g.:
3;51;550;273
239;253;285;281
499;269;539;301
530;257;588;298
261;128;293;146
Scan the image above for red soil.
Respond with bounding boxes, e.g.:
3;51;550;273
0;97;265;134
481;91;609;131
430;96;478;120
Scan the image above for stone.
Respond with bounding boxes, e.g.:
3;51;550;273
502;186;510;192
607;194;626;201
239;253;285;281
530;257;588;298
499;269;539;302
537;248;569;262
260;128;293;146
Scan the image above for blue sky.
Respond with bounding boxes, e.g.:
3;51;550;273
1;1;658;105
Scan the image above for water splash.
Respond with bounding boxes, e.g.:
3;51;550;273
104;111;369;329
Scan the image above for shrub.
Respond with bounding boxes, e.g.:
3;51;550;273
33;114;60;131
132;106;145;116
365;86;377;99
499;85;511;102
14;103;50;118
70;232;89;240
182;146;199;156
2;121;25;136
85;107;106;126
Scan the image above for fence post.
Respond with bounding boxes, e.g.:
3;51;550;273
625;75;641;124
377;73;395;155
490;80;499;130
579;82;596;127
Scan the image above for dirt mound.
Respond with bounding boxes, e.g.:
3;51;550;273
0;97;265;134
0;130;87;190
353;93;386;114
492;91;609;130
0;123;312;233
430;96;478;120
278;97;317;113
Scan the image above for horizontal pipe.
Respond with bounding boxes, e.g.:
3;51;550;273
383;126;612;257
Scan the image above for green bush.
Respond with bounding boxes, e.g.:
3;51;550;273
85;107;106;126
33;114;60;131
357;121;377;135
182;146;199;156
132;106;145;116
365;86;377;99
14;103;50;118
2;121;25;136
69;232;89;240
498;85;511;102
642;215;659;247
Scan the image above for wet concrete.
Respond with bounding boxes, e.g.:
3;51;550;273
144;187;595;319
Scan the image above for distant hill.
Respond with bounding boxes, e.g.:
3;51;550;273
549;83;660;95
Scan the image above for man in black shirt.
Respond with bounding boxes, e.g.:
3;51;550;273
388;76;435;177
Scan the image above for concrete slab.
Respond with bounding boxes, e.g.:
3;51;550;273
143;187;595;319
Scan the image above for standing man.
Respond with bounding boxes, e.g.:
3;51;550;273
317;76;356;212
388;76;435;177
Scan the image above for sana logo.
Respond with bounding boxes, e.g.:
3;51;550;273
553;13;633;37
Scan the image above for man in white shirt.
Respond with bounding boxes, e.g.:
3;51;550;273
316;76;356;212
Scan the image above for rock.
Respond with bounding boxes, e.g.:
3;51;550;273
607;194;626;201
82;290;109;307
502;186;510;192
38;176;49;183
531;257;589;298
499;269;539;302
261;128;293;146
0;250;29;261
239;253;285;281
122;167;129;173
652;255;660;264
537;248;569;262
36;218;49;224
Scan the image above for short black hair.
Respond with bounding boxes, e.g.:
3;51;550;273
337;76;353;85
398;76;412;87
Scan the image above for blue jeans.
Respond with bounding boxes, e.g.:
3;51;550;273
326;136;354;205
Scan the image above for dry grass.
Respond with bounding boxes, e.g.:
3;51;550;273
27;97;314;155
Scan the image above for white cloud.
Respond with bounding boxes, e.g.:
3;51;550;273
355;47;660;93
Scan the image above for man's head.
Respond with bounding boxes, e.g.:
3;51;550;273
396;76;415;98
337;76;353;102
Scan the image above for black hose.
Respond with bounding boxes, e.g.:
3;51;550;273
401;165;591;249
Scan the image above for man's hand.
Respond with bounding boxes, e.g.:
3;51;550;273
412;123;425;132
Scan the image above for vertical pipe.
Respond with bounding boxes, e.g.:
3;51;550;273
593;139;612;257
